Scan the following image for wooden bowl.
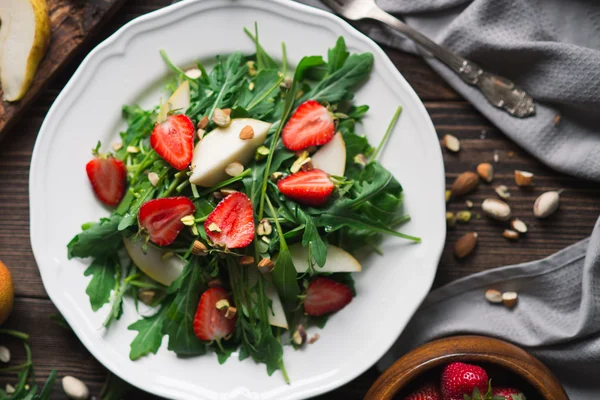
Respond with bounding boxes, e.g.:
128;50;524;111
366;335;569;400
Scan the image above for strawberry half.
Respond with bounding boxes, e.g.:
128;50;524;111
441;362;488;400
150;114;195;170
492;388;525;400
193;287;236;341
277;169;334;207
138;196;195;246
282;99;335;151
304;277;353;316
404;382;441;400
86;156;126;207
204;192;254;249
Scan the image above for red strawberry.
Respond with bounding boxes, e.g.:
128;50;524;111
277;169;334;207
193;287;236;341
492;388;525;400
138;196;195;246
204;192;254;249
86;156;126;207
404;382;442;400
304;277;353;316
441;362;489;400
150;114;195;170
282;99;335;151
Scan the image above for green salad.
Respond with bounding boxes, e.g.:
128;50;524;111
67;26;419;381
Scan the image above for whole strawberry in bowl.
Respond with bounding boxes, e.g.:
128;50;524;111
366;336;567;400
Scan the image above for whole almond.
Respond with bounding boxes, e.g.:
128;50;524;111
503;229;519;240
534;191;560;218
514;170;534;187
454;232;478;259
485;289;503;304
451;172;479;199
511;218;528;233
476;163;494;183
239;125;254;140
481;198;512;221
442;134;460;153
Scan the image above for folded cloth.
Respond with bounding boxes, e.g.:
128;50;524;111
296;0;600;182
377;217;600;399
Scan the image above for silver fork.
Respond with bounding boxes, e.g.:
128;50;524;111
322;0;535;118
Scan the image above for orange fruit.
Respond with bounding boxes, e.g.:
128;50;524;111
0;261;14;325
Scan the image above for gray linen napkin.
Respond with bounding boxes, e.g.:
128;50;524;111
377;217;600;399
291;1;600;398
297;0;600;182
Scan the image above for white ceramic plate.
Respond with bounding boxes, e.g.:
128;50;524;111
30;0;446;398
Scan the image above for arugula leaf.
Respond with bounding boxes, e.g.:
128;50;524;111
303;52;373;103
244;24;278;70
285;202;327;268
327;37;350;74
67;216;123;259
316;212;420;242
162;261;207;356
236;69;282;118
128;299;171;360
207;52;248;118
84;258;117;311
266;198;300;303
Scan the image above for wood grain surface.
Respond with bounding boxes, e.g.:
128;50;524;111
0;0;127;139
1;1;599;398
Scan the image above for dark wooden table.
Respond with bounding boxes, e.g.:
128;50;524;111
1;1;599;398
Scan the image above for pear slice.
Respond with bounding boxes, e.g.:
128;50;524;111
189;118;272;187
157;80;190;122
0;0;51;102
123;237;185;286
311;132;346;176
289;243;362;273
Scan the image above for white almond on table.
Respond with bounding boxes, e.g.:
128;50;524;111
62;376;89;400
534;191;560;218
481;198;512;221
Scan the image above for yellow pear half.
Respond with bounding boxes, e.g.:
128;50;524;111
0;0;51;102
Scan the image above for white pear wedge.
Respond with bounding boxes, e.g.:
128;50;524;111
311;132;346;176
189;118;271;187
290;243;362;273
123;237;185;286
0;0;51;101
157;80;190;122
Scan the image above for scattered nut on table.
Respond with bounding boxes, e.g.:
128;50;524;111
451;172;479;199
442;134;460;153
485;289;503;304
514;170;534;187
481;198;512;221
502;291;518;308
534;191;561;218
62;376;89;400
477;163;494;183
454;232;478;259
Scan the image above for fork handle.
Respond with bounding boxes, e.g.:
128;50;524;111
367;7;535;118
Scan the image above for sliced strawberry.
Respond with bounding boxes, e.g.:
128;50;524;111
150;114;195;170
304;277;353;316
277;169;334;207
204;192;254;249
193;287;236;341
282;100;335;151
138;196;195;246
86;156;126;207
404;382;441;400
